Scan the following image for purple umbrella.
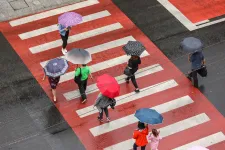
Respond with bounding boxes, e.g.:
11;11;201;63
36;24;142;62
58;12;82;27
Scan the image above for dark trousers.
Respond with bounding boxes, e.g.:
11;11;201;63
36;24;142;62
78;79;88;100
60;31;69;49
126;68;138;88
188;69;201;88
99;107;109;119
133;143;146;150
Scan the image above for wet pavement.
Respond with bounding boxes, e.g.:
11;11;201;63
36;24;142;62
112;0;225;117
0;32;85;149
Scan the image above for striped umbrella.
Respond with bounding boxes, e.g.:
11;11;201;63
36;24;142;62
58;12;82;27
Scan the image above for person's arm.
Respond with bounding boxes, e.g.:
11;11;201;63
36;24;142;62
42;73;46;80
88;68;93;79
138;57;141;64
188;54;191;62
133;131;138;139
75;68;80;77
58;24;68;33
128;59;132;69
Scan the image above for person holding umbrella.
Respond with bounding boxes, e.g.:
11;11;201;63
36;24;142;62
66;48;93;103
123;41;145;93
58;24;71;54
180;37;207;88
58;12;82;54
95;74;120;122
133;121;149;150
42;58;69;102
74;64;93;103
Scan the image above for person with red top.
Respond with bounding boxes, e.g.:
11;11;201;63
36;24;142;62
133;121;149;150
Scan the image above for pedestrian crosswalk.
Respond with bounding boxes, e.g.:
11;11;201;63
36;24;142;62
3;0;225;149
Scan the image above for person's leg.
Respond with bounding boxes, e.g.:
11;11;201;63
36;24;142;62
60;35;67;49
83;79;88;91
98;108;104;122
130;75;139;92
141;145;146;150
133;143;138;150
78;81;87;103
52;89;56;102
104;107;110;121
192;70;198;88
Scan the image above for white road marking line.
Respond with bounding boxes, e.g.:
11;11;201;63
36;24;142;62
64;64;163;101
9;0;99;27
157;0;197;31
197;17;225;29
90;95;194;137
173;132;225;150
59;50;149;83
104;113;210;150
40;36;136;67
77;78;176;118
19;10;111;40
29;23;123;54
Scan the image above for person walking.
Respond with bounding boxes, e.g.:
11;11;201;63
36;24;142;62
94;93;115;122
133;121;149;150
74;64;93;103
187;51;206;88
148;129;162;150
58;23;71;54
43;74;60;102
125;55;141;93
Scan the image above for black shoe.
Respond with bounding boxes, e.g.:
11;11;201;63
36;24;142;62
97;117;103;122
135;89;140;93
125;78;129;83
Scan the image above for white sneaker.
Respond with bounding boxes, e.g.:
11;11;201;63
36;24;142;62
61;49;67;55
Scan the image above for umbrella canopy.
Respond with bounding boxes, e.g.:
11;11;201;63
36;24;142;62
44;58;69;77
188;146;209;150
135;108;163;125
123;41;145;56
180;37;203;53
65;48;92;64
96;74;120;98
58;12;82;27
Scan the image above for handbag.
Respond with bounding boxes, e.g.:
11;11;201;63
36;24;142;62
124;66;132;76
109;98;116;109
74;68;82;84
198;65;207;77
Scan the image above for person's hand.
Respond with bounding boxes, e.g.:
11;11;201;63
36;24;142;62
42;77;45;81
64;28;68;31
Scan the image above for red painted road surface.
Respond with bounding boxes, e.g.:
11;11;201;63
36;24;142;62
169;0;225;23
1;0;225;149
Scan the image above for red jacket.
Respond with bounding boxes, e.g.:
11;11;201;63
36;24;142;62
133;126;149;146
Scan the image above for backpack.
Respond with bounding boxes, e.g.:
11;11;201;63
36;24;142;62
74;68;82;84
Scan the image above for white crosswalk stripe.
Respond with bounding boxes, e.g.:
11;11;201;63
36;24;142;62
64;64;163;101
104;113;210;150
9;0;99;26
12;1;225;149
19;10;111;40
40;36;136;67
173;132;225;150
29;22;123;53
76;79;177;118
90;95;193;137
59;50;149;83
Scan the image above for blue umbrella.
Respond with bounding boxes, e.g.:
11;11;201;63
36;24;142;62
44;58;69;77
135;108;163;125
180;37;203;53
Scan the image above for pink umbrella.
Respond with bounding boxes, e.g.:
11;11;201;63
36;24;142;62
58;12;82;27
188;146;209;150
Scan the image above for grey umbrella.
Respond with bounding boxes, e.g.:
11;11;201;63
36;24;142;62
65;48;92;64
122;41;145;56
180;37;203;53
44;58;69;77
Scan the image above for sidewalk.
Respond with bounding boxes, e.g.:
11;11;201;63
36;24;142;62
0;0;84;22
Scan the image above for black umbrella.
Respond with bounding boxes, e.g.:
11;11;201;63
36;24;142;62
180;37;203;53
122;41;145;56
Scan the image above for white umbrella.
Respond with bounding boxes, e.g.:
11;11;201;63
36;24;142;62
65;48;92;64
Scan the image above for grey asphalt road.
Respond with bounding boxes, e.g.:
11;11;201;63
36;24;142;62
112;0;225;117
0;32;85;150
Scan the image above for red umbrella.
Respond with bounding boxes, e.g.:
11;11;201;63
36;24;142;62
96;74;120;98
